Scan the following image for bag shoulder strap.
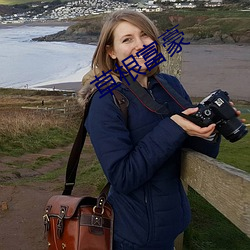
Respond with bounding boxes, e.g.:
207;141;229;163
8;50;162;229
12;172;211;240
113;89;129;126
62;91;94;195
62;89;128;196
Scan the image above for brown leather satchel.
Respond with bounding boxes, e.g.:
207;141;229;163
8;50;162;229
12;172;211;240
43;184;113;250
42;90;128;250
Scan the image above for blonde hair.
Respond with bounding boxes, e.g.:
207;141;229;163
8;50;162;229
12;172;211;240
92;9;161;77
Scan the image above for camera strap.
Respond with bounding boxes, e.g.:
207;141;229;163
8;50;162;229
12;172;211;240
122;75;170;115
123;74;193;115
154;74;194;110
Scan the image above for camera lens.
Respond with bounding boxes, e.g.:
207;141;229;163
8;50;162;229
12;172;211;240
227;123;248;142
217;118;248;142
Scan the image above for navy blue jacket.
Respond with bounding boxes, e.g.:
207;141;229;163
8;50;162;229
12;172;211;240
85;73;220;249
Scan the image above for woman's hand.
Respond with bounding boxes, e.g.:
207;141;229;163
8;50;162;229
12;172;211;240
230;101;246;123
171;107;216;139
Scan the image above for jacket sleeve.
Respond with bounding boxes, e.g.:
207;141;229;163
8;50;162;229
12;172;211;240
85;91;188;194
184;135;221;158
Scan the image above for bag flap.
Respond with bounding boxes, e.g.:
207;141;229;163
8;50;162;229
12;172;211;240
46;195;96;218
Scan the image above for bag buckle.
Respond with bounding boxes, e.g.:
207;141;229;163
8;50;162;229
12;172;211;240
56;206;66;238
43;207;50;233
93;205;104;215
91;215;103;227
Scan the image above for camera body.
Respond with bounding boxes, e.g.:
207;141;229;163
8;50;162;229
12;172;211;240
186;89;248;142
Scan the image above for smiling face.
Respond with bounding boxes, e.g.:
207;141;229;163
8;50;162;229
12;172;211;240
92;10;161;78
107;21;155;73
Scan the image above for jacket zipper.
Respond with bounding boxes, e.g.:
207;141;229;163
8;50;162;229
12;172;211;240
149;89;155;101
144;184;154;243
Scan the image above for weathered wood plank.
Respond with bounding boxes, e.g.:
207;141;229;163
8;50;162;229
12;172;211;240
160;46;182;79
181;149;250;238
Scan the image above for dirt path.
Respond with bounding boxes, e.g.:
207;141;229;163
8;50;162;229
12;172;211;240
0;185;56;250
0;138;93;250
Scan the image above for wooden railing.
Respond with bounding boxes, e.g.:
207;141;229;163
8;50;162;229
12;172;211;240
175;149;250;250
161;38;250;250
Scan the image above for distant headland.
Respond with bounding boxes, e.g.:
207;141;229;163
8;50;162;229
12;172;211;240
32;11;250;45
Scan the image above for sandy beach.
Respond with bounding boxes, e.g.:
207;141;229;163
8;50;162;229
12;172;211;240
37;81;83;91
181;44;250;102
36;44;250;102
0;20;76;29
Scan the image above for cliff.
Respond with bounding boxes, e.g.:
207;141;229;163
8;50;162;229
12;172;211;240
33;15;104;44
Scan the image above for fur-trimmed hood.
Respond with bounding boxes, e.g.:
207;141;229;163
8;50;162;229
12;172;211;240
78;69;97;109
78;69;121;110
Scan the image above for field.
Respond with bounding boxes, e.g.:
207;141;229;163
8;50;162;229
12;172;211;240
0;88;249;249
0;88;81;156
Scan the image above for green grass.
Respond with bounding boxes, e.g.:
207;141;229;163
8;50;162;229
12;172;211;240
184;189;250;250
184;113;250;249
35;165;66;182
217;135;250;172
31;143;106;194
76;158;107;195
0;126;77;157
0;88;81;157
217;113;250;172
11;153;66;170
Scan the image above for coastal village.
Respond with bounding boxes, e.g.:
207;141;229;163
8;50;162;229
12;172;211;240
0;0;224;24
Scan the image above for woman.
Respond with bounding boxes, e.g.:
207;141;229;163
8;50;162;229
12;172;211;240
79;10;221;250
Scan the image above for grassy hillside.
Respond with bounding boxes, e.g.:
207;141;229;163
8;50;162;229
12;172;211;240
146;11;250;43
0;0;67;5
0;0;46;4
37;10;250;45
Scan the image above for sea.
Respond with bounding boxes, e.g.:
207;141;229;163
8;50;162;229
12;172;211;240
0;25;249;101
0;25;96;89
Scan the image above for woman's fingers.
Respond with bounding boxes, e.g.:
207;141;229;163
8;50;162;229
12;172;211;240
182;107;199;116
186;123;216;138
171;112;216;139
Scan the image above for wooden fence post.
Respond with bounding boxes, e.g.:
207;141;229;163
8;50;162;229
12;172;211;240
160;46;182;79
160;46;184;250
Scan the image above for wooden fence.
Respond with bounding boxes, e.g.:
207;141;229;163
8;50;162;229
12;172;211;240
21;106;67;113
174;149;250;250
21;103;81;116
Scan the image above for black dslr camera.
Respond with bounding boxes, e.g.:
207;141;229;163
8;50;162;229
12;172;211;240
182;89;248;142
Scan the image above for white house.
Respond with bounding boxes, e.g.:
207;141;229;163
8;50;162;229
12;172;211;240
174;3;196;9
205;0;223;7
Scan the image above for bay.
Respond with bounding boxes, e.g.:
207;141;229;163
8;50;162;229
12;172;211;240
0;25;96;89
